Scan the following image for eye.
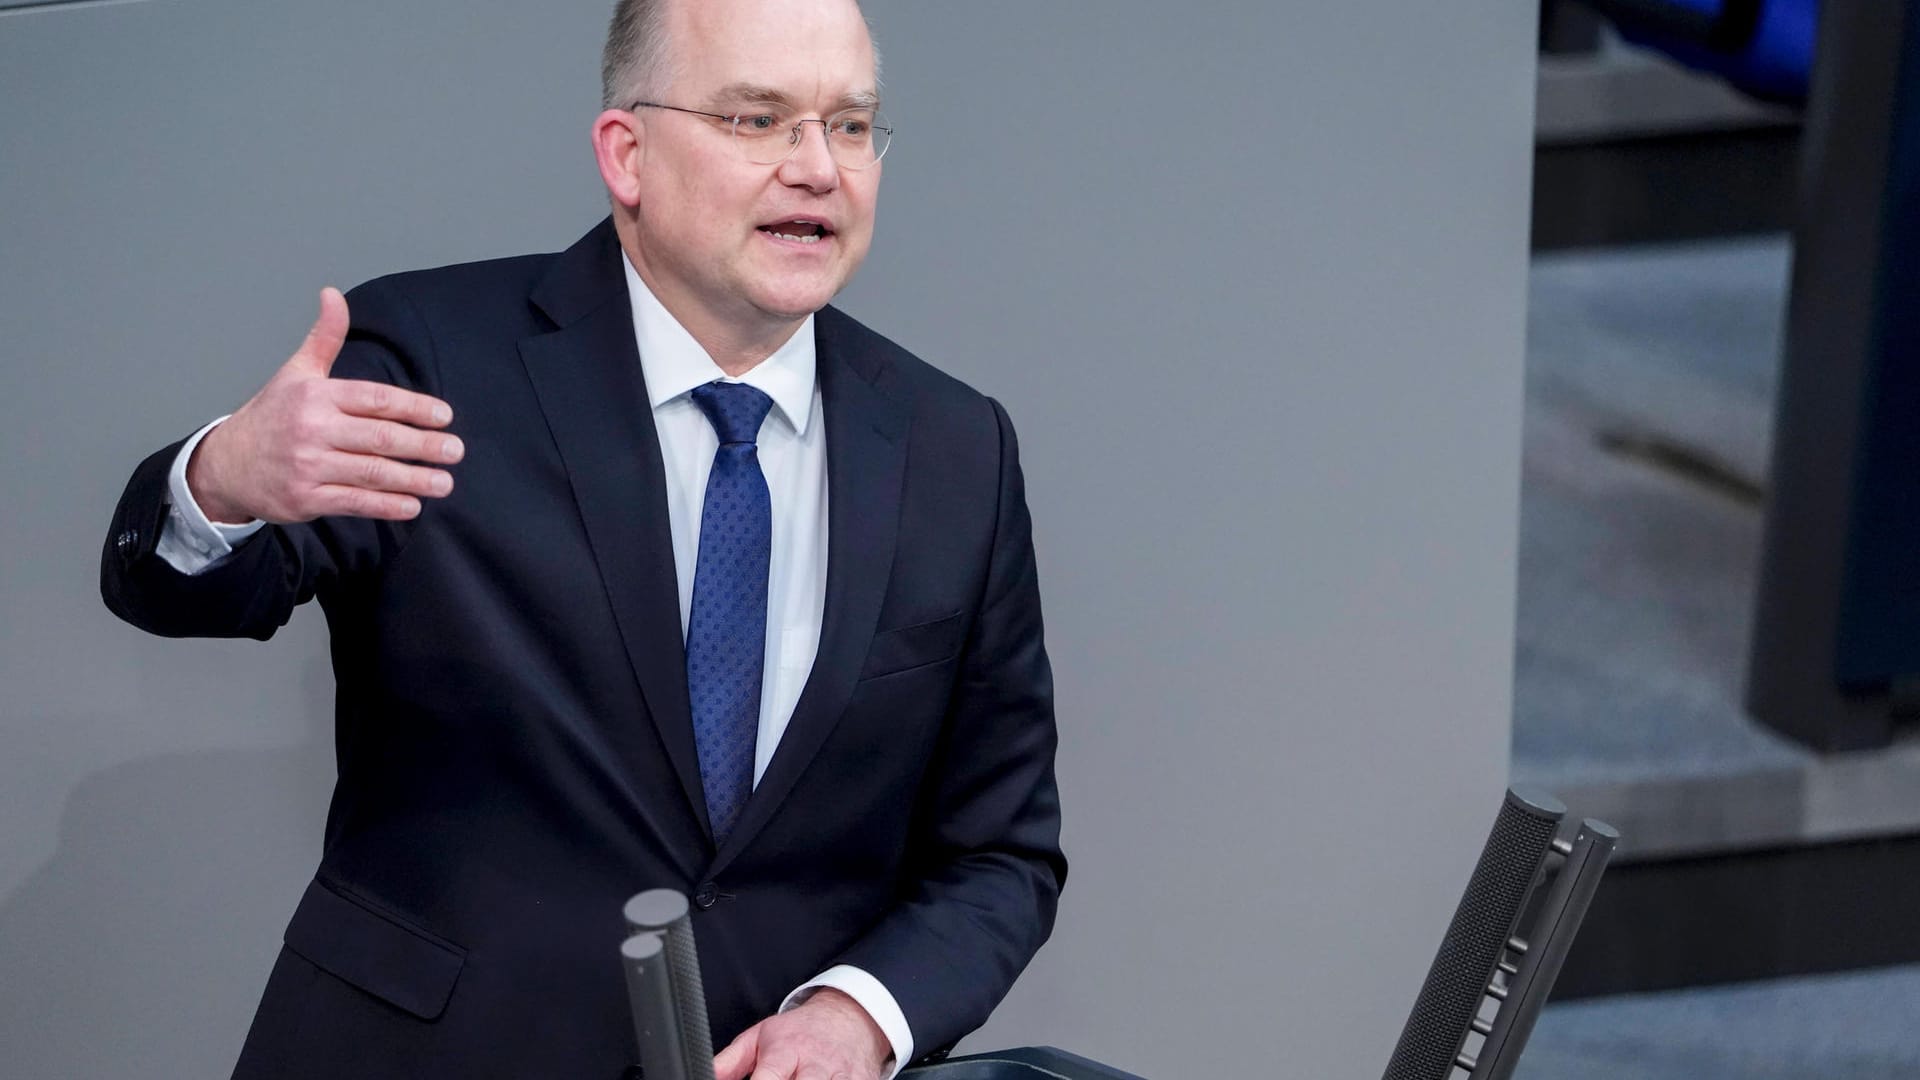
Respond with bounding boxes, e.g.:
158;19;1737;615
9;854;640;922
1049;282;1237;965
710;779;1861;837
836;118;869;138
741;113;779;133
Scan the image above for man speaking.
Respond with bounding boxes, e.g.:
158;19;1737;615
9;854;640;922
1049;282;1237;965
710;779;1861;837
98;0;1064;1076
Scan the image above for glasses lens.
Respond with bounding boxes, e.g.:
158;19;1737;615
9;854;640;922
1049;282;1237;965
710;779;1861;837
733;107;796;165
733;110;892;169
825;111;889;170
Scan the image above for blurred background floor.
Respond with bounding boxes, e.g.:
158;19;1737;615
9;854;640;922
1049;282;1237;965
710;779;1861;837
1520;962;1920;1080
1508;235;1920;1073
1515;235;1790;794
1511;236;1920;860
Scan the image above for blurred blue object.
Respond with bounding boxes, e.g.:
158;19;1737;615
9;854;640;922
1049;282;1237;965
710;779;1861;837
1585;0;1817;105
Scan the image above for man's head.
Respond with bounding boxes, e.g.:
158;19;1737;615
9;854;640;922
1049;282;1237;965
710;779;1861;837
592;0;882;357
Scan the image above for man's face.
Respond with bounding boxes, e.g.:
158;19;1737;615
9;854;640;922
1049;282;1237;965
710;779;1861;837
628;0;881;335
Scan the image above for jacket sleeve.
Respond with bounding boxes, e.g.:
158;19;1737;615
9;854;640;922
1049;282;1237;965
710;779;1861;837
832;397;1067;1059
100;279;443;640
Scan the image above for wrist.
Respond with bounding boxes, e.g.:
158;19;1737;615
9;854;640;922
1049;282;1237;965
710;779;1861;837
802;988;892;1070
185;423;248;525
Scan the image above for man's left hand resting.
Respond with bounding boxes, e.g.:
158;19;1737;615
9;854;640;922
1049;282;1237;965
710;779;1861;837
713;988;893;1080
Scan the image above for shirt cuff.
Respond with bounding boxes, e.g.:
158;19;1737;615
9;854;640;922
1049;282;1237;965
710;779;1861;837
780;964;914;1080
157;415;266;576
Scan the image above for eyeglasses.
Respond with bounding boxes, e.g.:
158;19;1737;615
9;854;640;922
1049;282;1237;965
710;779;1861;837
628;101;893;170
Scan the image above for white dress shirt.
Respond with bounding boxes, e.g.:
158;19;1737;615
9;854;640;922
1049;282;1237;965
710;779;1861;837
156;256;913;1074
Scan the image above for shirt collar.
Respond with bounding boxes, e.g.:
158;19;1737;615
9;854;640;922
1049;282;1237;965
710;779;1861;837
621;251;816;437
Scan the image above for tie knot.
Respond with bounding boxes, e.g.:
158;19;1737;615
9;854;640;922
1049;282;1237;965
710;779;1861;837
691;381;774;446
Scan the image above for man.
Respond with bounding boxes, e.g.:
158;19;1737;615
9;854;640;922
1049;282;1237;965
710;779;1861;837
98;0;1064;1076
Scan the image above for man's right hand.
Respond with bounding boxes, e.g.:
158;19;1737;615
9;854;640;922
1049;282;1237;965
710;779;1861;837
187;287;464;525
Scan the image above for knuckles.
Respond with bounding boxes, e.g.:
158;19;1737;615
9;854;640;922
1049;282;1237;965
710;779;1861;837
286;412;325;450
289;443;321;476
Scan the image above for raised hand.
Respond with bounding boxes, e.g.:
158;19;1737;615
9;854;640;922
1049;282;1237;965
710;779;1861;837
186;287;463;524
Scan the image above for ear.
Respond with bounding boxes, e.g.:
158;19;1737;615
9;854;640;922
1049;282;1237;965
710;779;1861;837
592;108;645;208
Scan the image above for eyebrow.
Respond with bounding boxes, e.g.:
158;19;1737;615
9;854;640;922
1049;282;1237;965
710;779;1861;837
708;82;881;112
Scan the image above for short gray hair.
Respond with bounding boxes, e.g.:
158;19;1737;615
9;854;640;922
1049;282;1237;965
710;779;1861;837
601;0;677;109
600;0;881;110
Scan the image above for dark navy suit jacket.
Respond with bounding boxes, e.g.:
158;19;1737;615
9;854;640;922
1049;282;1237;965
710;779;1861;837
101;218;1065;1079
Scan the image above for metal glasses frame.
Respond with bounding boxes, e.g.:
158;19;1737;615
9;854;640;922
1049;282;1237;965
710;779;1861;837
626;100;892;169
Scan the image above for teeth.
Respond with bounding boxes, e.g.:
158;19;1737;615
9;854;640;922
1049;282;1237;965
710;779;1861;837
769;231;821;243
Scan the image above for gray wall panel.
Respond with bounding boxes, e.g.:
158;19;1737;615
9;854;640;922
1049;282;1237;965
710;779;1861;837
1;1;1533;1075
852;6;1536;1073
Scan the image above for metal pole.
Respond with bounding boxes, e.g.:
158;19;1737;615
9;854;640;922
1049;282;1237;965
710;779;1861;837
623;931;691;1080
625;889;716;1080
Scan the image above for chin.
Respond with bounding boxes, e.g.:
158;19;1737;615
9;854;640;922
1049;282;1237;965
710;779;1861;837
749;278;843;320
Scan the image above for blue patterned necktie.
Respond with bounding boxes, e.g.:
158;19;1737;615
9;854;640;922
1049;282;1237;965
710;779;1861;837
685;381;775;846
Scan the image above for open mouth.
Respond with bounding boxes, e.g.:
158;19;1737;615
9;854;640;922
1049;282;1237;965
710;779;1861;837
758;220;833;245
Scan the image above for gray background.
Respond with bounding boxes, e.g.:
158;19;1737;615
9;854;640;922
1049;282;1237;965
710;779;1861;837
0;1;1536;1076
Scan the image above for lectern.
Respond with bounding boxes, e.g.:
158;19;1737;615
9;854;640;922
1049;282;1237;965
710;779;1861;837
903;1046;1144;1079
620;888;1145;1080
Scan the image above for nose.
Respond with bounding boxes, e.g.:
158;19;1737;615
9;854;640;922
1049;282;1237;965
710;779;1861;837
777;119;839;193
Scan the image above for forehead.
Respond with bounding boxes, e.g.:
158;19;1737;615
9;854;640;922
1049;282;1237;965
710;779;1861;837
667;0;877;104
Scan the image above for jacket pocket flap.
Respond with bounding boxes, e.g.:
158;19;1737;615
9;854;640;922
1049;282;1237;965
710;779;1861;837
284;878;466;1021
861;610;965;679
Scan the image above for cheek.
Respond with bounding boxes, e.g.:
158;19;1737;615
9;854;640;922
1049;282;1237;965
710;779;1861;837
838;227;874;269
853;166;881;207
659;191;747;268
650;150;750;232
841;204;877;256
844;181;880;240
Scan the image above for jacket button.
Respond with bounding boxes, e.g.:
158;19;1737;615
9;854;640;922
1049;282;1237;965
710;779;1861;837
115;529;138;554
693;882;720;910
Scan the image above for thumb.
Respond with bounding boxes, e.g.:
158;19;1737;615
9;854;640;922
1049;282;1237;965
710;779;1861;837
712;1022;761;1080
288;286;350;377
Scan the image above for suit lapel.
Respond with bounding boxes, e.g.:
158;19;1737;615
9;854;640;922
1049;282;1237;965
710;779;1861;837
517;220;711;839
711;309;910;872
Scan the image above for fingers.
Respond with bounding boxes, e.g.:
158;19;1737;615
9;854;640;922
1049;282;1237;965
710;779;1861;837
331;378;454;428
308;484;423;522
280;291;452;432
315;450;453;498
289;287;351;377
201;288;465;524
759;1059;860;1080
714;1025;761;1080
718;1011;877;1080
331;415;465;465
